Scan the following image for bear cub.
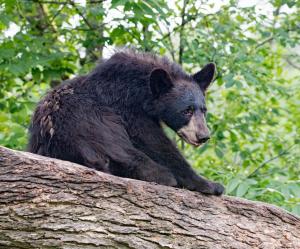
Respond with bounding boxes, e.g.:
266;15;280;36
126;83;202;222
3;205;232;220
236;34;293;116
28;50;224;195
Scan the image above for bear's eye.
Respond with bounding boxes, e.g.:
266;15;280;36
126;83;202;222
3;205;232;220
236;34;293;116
201;107;207;113
182;106;194;116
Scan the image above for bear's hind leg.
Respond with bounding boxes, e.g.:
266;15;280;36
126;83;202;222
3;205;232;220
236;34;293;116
77;141;110;173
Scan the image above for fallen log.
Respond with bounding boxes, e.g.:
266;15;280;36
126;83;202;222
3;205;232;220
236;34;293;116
0;146;299;249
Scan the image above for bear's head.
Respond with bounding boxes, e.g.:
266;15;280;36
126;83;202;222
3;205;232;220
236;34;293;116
146;63;216;147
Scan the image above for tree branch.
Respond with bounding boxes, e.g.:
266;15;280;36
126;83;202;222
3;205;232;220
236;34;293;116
286;58;300;70
248;144;296;178
68;0;95;30
49;4;66;23
255;36;274;49
0;146;300;248
26;0;106;4
179;0;189;65
154;13;213;48
37;1;57;32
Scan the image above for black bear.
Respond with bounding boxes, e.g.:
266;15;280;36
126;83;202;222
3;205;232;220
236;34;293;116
28;50;224;195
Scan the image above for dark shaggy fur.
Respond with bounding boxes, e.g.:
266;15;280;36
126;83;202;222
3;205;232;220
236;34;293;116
28;50;224;195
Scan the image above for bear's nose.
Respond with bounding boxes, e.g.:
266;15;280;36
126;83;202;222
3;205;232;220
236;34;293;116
197;136;210;144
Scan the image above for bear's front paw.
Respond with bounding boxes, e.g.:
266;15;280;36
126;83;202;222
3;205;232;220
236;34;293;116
198;181;225;196
210;182;225;196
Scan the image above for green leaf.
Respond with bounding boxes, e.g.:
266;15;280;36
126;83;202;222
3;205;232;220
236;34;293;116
111;0;128;8
225;79;235;88
289;184;300;198
226;178;240;194
236;181;251;197
292;205;300;216
215;147;224;158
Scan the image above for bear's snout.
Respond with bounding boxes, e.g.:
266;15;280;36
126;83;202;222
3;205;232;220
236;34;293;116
196;135;210;144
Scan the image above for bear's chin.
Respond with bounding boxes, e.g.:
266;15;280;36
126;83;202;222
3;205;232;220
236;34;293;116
177;134;202;147
188;141;201;147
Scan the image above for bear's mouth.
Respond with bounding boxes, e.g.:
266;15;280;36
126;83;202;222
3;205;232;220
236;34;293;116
177;132;201;147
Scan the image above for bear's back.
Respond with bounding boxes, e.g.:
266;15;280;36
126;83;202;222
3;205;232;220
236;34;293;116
27;76;91;154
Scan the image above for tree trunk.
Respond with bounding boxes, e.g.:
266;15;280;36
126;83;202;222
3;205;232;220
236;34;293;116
0;146;299;249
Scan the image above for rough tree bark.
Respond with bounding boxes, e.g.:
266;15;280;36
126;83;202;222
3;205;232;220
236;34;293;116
0;146;299;249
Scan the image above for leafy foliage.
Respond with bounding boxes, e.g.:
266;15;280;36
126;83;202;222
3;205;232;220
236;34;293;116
0;0;299;215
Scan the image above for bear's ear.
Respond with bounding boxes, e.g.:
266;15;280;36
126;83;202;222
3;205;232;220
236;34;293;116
193;63;216;92
149;68;173;98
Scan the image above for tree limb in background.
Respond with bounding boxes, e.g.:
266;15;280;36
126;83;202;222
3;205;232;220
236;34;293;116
178;0;189;65
286;58;300;70
248;144;296;178
27;0;107;5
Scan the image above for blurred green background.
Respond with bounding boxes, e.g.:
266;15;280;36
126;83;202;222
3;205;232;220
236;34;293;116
0;0;299;215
